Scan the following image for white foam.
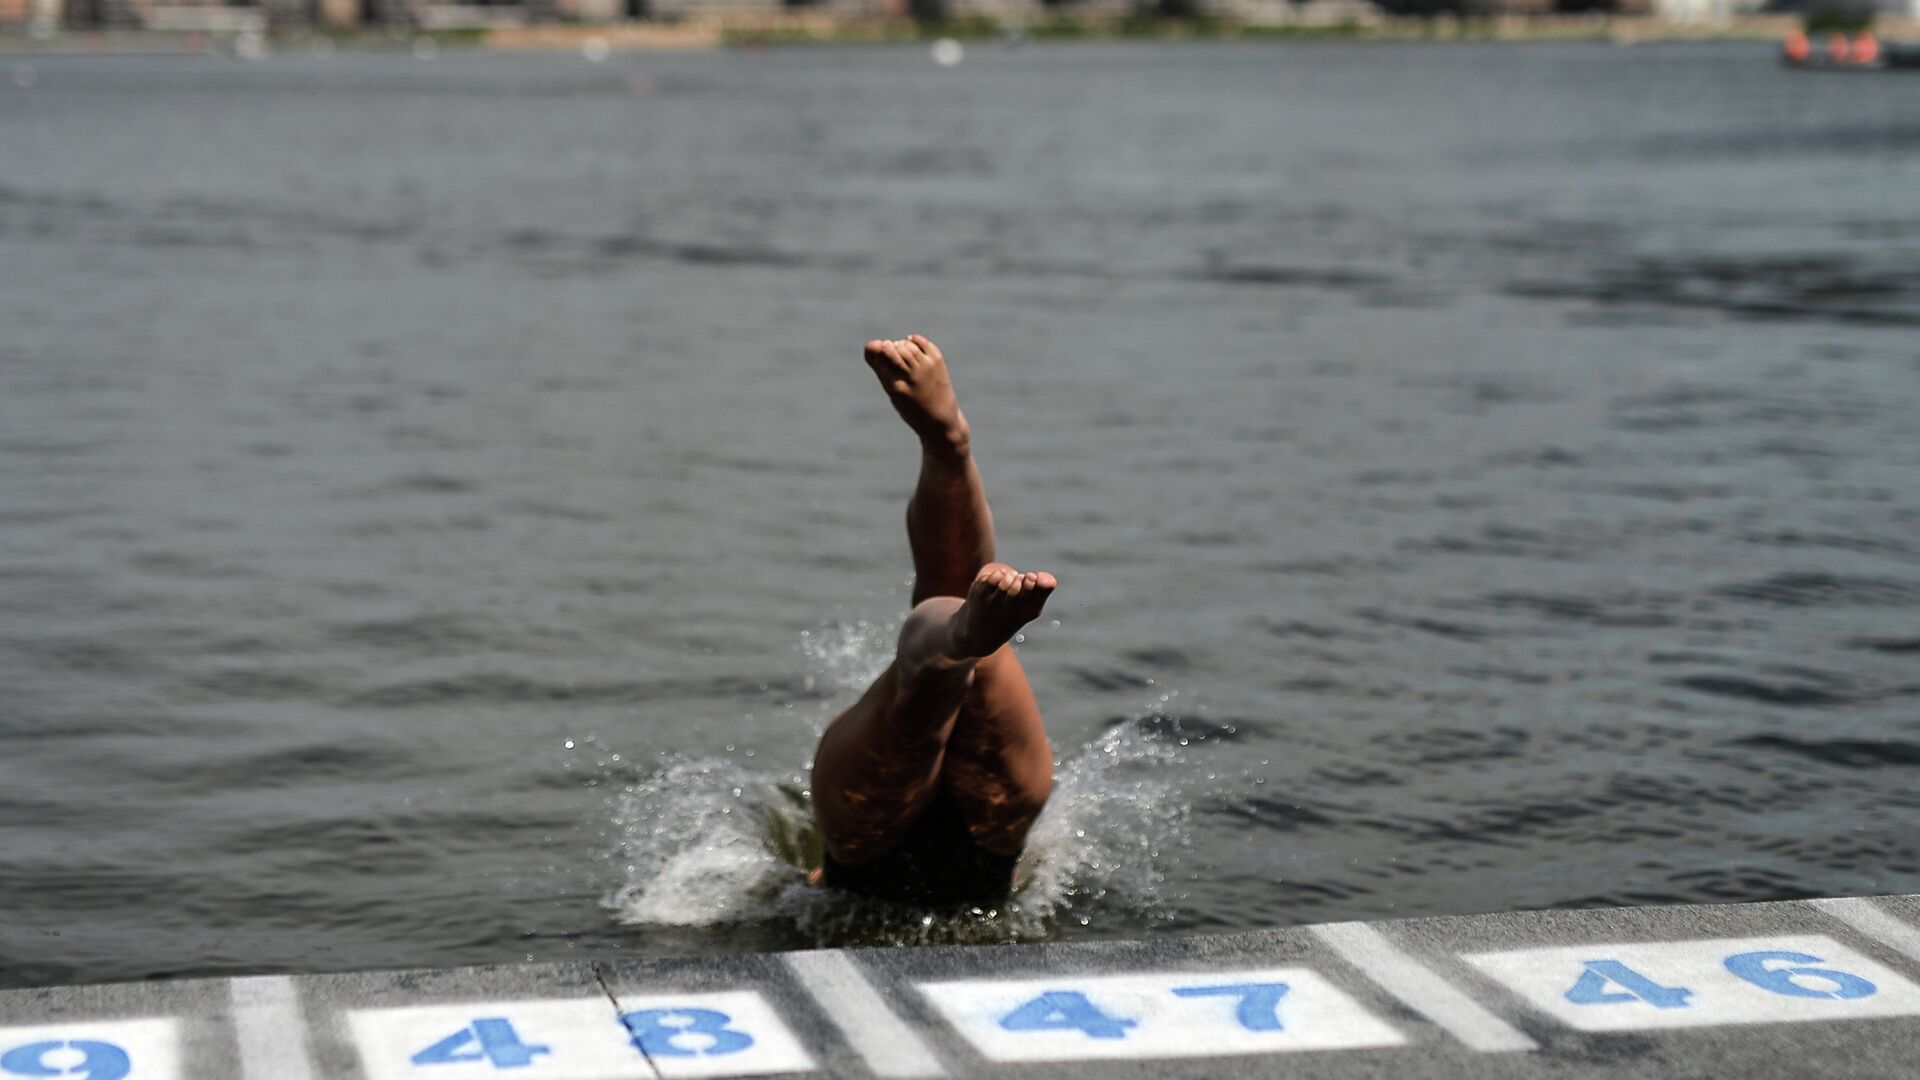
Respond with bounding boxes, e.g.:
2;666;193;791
600;626;1197;944
797;619;895;704
602;756;804;927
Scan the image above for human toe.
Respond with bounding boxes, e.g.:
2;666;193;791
866;341;904;372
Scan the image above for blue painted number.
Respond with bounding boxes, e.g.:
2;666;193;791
1725;951;1876;1000
1565;960;1693;1010
999;991;1138;1040
1171;982;1291;1032
0;1040;131;1080
622;1009;753;1057
411;1018;551;1069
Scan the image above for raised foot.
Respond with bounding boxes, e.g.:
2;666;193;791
953;563;1057;657
863;334;969;457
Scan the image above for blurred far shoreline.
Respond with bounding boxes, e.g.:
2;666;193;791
3;13;1910;54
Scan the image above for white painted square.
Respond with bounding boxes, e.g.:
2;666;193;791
918;968;1404;1062
615;990;813;1078
349;998;643;1080
1465;934;1920;1032
0;1018;179;1080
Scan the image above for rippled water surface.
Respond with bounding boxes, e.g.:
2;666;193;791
2;41;1918;988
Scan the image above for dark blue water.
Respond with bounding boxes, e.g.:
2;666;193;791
1;40;1917;989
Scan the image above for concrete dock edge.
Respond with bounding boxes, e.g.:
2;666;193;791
4;893;1919;1078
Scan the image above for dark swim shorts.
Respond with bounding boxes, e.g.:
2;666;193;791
820;788;1020;908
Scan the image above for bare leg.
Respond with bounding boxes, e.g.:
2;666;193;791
863;335;998;605
909;450;997;606
941;643;1054;856
811;565;1056;864
810;335;1055;872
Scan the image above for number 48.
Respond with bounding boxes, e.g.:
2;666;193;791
412;1019;550;1069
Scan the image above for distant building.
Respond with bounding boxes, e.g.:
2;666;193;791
1648;0;1742;17
1213;0;1382;24
1654;0;1912;16
0;0;1077;26
1645;0;1761;20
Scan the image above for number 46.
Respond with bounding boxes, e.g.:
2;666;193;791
1564;951;1878;1010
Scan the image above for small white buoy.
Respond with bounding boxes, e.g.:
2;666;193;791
12;64;37;89
930;37;963;67
411;35;440;61
234;29;268;61
582;36;611;62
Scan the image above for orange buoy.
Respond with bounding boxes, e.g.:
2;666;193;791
1826;33;1852;63
1783;30;1810;62
1852;32;1880;66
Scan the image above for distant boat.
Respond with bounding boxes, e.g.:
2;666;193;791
1781;29;1920;71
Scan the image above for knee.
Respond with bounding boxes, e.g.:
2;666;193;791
904;595;963;627
894;596;970;692
899;596;963;653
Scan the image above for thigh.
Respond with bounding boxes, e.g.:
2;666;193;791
809;663;954;866
939;646;1055;856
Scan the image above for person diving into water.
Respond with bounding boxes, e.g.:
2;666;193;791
807;335;1057;909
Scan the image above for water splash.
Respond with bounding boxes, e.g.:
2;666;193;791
1019;706;1191;925
601;756;812;928
796;619;894;707
599;622;1198;945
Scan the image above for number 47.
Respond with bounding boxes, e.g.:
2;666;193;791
1000;982;1292;1039
1172;983;1291;1032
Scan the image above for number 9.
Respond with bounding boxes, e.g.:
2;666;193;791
0;1040;132;1080
1724;951;1877;1000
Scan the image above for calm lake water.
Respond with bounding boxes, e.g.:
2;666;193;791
2;40;1917;988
